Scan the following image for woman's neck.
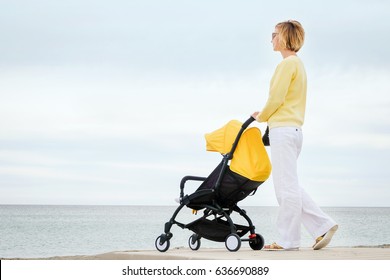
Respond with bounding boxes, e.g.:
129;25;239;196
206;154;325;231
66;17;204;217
280;49;297;59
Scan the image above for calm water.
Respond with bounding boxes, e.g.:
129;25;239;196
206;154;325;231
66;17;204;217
0;205;389;258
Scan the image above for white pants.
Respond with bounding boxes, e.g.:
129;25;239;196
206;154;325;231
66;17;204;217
269;127;337;249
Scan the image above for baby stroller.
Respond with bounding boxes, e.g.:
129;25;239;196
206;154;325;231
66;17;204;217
155;117;272;252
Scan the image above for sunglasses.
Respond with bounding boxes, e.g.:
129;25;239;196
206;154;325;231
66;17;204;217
272;33;279;39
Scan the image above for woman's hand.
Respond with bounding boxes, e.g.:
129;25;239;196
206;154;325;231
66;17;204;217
251;111;260;119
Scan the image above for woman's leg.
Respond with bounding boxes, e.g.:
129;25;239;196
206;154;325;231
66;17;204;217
301;188;337;239
269;127;303;249
270;127;337;248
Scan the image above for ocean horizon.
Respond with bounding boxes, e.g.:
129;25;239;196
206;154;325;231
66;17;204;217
1;205;389;258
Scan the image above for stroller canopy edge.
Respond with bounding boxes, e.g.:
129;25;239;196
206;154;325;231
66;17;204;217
205;120;242;153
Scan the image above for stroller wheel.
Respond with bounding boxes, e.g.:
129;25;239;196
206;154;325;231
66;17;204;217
249;234;265;250
225;233;241;252
188;234;201;251
155;235;170;252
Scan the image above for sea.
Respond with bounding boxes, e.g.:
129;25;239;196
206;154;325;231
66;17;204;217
0;205;389;259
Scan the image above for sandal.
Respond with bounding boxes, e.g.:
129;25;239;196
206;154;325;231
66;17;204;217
264;242;284;251
263;242;299;251
313;224;338;250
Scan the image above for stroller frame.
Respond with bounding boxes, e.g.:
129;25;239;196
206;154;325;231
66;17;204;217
155;117;265;252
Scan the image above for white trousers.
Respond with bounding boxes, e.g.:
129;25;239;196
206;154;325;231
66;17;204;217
269;127;337;249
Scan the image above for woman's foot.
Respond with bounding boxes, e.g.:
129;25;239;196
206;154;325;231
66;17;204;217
313;225;338;250
263;242;299;251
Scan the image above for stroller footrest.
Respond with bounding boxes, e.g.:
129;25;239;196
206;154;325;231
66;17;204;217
184;189;216;210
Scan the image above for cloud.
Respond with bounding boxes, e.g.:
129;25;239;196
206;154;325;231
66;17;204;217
1;0;389;206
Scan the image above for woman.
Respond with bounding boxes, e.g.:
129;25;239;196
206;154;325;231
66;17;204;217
252;20;338;250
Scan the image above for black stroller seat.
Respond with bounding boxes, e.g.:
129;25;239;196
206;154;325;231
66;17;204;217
185;162;260;210
155;117;271;252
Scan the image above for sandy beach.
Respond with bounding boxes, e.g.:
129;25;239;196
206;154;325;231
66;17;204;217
3;245;389;260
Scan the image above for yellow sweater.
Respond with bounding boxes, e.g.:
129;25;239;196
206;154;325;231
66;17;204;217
257;55;307;128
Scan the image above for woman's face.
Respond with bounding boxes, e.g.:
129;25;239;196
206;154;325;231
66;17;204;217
271;27;281;51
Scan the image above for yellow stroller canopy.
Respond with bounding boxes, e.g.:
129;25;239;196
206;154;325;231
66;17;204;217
205;120;271;182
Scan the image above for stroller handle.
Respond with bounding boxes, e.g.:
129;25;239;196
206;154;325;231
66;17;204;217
242;116;256;130
228;116;255;158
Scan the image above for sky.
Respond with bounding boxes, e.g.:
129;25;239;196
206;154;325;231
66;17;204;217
0;0;389;207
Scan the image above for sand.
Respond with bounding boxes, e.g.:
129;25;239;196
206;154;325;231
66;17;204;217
3;245;390;260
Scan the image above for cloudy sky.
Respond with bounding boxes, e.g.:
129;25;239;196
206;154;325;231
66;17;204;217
1;0;389;206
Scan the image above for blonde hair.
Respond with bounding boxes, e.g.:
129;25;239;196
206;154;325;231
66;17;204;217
276;20;305;52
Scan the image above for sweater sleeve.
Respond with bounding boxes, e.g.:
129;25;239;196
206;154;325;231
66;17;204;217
256;59;295;122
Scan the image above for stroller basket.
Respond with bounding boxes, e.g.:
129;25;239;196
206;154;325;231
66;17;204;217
186;216;250;242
